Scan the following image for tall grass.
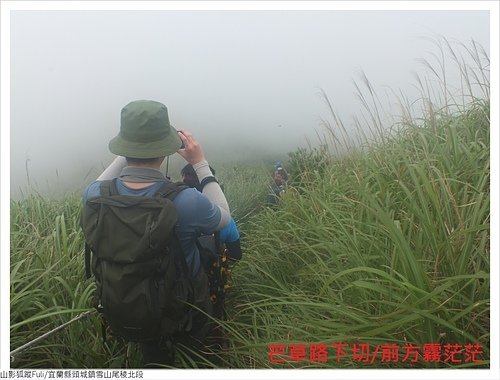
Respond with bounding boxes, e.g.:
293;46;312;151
214;160;272;226
223;103;489;368
221;39;490;368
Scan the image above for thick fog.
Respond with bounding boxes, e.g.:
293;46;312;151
8;6;491;197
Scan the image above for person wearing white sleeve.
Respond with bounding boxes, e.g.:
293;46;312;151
82;100;231;367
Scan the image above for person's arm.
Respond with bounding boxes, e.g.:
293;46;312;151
96;156;127;181
177;130;230;229
193;160;230;211
82;156;126;202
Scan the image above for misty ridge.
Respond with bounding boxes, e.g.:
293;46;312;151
10;32;489;200
14;47;486;199
17;127;304;200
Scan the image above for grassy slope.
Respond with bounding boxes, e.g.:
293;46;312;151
223;100;490;368
10;101;490;368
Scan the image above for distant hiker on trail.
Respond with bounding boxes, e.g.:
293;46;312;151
268;161;289;207
181;164;242;322
80;100;232;367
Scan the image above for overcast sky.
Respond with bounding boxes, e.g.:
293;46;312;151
6;3;492;196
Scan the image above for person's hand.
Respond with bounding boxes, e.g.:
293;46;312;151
177;129;205;165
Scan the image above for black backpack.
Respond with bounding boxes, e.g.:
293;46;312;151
80;179;193;342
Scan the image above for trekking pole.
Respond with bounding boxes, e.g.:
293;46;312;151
10;309;96;363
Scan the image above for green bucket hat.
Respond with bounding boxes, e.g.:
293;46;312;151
108;100;182;158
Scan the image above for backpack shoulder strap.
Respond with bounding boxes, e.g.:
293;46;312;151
154;181;194;280
155;181;188;201
99;178;119;196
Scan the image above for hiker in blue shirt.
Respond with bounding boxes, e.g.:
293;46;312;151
180;163;242;262
82;100;231;367
180;164;241;328
268;161;289;207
